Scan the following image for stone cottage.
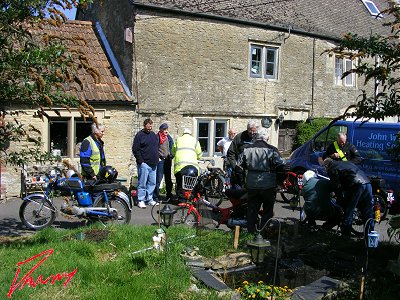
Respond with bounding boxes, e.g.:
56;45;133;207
1;20;135;198
77;0;390;156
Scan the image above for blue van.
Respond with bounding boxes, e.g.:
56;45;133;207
287;120;400;211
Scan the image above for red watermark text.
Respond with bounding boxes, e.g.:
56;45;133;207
7;249;77;298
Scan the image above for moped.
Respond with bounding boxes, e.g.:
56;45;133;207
19;168;132;230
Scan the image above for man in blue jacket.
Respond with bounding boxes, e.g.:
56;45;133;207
132;119;159;208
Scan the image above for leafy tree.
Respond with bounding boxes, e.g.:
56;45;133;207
0;0;99;167
328;2;400;121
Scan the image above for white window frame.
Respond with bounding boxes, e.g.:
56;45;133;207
196;119;228;157
250;44;279;80
335;57;355;87
361;0;381;17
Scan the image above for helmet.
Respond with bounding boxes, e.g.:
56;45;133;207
180;165;198;177
98;166;118;183
66;169;77;178
302;170;316;184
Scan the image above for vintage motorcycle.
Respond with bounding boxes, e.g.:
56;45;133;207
164;160;254;229
19;166;132;230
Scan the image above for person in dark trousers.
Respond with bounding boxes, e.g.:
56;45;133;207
132;118;159;208
322;132;362;163
80;123;106;180
153;123;174;202
164;133;174;200
227;120;258;187
323;158;374;236
237;127;286;233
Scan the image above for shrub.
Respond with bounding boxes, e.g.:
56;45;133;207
293;118;331;150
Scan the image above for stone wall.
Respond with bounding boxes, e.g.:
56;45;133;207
80;3;374;148
1;106;136;198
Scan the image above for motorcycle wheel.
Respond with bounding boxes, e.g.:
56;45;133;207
93;195;131;225
19;198;56;230
174;206;200;227
373;194;388;221
203;174;225;207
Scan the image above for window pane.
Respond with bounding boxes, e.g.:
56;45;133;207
335;57;343;85
344;59;353;86
198;121;210;154
49;120;68;156
265;48;276;78
250;46;262;77
214;121;227;156
74;121;92;157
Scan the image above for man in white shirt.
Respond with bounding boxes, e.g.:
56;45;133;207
217;128;237;156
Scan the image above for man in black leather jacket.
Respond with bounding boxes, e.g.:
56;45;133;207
237;127;286;233
323;158;374;236
322;132;362;163
227;120;258;187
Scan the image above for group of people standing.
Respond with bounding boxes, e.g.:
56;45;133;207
79;120;373;237
132;119;202;209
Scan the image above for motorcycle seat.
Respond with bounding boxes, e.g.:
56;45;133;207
224;188;247;199
84;181;123;193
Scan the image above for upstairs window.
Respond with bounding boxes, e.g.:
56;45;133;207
335;57;355;87
361;0;380;16
250;44;279;80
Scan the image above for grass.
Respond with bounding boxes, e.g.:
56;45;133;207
0;224;247;300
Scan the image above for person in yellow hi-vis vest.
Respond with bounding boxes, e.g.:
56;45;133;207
80;123;106;180
172;128;202;197
322;132;362;164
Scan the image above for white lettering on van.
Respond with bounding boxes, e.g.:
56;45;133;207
368;132;387;141
356;140;384;151
390;133;398;141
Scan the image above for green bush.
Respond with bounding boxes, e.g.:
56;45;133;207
293;118;331;150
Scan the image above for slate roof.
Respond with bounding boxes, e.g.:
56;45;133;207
133;0;392;39
42;20;131;103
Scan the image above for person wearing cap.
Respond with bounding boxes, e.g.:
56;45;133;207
172;128;202;196
237;126;286;233
302;170;342;228
153;123;174;202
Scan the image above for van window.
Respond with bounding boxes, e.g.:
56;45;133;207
313;125;348;152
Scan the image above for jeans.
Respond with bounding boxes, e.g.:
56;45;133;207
153;159;165;200
137;162;157;203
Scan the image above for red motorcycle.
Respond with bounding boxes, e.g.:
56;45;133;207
171;166;259;229
277;171;303;207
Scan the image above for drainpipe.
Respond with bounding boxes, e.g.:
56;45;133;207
311;38;316;118
95;22;133;98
